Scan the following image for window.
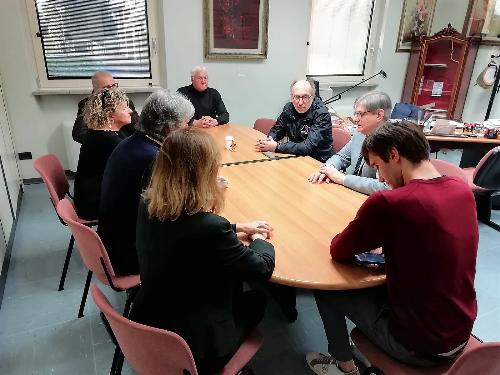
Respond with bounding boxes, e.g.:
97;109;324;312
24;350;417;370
307;0;386;85
26;0;161;93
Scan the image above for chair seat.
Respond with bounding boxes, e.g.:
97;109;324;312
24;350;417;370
351;329;481;375
94;273;141;290
463;167;489;192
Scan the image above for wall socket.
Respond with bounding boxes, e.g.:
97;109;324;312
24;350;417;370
18;152;32;160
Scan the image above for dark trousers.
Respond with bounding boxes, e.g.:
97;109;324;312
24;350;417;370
315;286;444;367
196;289;267;375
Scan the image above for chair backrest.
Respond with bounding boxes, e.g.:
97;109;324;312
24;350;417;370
91;283;198;375
33;154;70;210
473;146;500;190
430;159;468;183
448;342;500;374
253;118;276;135
56;198;116;280
332;127;351;154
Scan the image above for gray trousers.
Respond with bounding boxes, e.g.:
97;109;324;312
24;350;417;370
314;286;443;367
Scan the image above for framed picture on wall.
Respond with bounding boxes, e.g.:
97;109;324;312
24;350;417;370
204;0;269;59
396;0;437;52
463;0;500;45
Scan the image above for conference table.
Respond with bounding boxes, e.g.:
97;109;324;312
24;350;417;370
202;123;281;165
214;141;385;290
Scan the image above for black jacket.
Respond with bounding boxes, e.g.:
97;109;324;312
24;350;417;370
178;85;229;125
72;97;139;144
268;97;333;162
131;204;275;362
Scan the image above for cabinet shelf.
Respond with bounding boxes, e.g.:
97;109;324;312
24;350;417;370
424;63;448;68
402;24;478;120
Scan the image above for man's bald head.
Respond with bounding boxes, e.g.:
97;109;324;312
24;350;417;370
91;71;116;92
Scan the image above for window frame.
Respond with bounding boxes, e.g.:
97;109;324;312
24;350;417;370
25;0;162;94
306;0;387;87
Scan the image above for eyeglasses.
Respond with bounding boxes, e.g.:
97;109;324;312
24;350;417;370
353;110;371;118
103;82;118;89
292;94;312;102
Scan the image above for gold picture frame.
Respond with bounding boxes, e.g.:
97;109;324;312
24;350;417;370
396;0;437;52
463;0;500;45
204;0;269;59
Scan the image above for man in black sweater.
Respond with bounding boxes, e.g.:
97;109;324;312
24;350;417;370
178;66;229;128
72;71;139;143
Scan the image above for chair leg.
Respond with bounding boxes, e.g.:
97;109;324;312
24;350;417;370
78;270;93;318
122;286;139;318
58;235;75;291
111;349;124;375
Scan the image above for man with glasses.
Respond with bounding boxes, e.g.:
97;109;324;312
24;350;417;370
308;91;392;195
256;79;333;162
178;66;229;128
72;71;139;143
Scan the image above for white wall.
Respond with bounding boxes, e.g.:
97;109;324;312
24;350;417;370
162;0;310;125
0;0;496;180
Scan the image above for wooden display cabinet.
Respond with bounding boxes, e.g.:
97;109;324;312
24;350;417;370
402;24;479;120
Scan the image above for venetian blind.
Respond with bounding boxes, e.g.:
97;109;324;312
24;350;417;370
34;0;151;79
307;0;375;76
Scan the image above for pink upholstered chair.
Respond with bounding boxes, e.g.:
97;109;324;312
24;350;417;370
332;127;352;154
91;283;264;375
429;159;468;183
351;328;500;375
56;198;140;319
253;118;276;135
462;146;500;231
34;154;97;291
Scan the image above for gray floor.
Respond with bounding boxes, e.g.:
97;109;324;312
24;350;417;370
1;152;499;374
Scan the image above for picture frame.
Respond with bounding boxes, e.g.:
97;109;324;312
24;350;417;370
462;0;500;45
204;0;269;59
396;0;437;52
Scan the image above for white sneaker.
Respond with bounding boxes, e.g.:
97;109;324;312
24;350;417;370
306;352;360;375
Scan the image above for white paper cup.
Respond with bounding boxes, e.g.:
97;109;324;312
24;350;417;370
224;135;235;150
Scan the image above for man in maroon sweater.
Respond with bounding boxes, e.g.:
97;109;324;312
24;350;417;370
306;121;478;375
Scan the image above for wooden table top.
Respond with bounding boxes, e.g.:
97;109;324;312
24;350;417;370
203;124;273;164
426;133;500;145
220;156;386;290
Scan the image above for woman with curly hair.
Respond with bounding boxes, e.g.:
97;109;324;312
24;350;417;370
73;88;132;220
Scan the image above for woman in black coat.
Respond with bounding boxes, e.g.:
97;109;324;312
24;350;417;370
131;128;275;374
73;88;132;220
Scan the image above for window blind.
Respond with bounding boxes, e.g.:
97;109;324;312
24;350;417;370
34;0;151;79
307;0;375;76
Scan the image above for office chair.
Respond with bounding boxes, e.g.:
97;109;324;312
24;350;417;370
430;159;467;183
56;198;140;319
462;146;500;231
91;283;264;375
253;118;276;135
33;154;97;291
332;127;352;153
351;328;500;375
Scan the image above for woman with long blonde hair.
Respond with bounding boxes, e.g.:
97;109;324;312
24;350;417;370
131;127;275;374
73;88;132;220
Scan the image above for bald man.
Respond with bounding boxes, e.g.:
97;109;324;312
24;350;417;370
72;71;139;143
256;79;333;162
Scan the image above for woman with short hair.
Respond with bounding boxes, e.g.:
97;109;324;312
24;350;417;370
73;88;132;220
131;128;275;374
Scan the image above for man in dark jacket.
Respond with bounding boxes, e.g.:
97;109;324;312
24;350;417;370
72;71;139;143
178;66;229;128
256;79;333;162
